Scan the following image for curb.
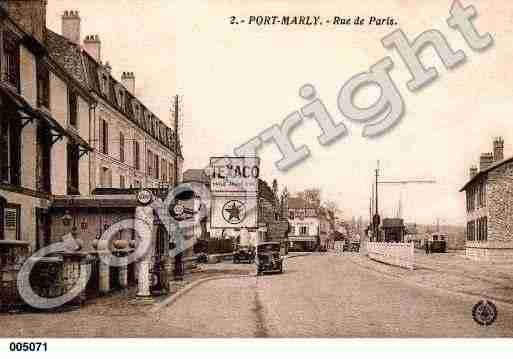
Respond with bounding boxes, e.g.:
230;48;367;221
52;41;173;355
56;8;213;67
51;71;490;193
150;273;252;312
345;253;513;311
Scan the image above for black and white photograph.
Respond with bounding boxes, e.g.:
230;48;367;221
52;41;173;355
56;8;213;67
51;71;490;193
0;0;512;355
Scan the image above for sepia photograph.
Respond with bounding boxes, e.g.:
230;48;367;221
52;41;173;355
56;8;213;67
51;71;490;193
0;0;512;355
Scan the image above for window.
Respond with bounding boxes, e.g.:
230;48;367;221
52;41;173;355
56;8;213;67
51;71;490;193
100;166;112;188
467;220;475;241
289;211;294;220
120;175;126;189
67;144;80;195
154;154;159;179
161;159;167;182
36;123;51;192
147;150;153;177
100;73;109;94
69;90;78;127
0;114;21;185
100;118;109;154
133;141;140;170
169;162;175;185
2;203;20;241
117;88;124;109
300;226;308;236
37;62;50;109
2;31;20;90
119;132;125;162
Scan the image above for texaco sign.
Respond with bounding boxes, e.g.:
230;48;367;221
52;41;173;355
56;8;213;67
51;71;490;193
209;157;260;192
209;157;259;229
210;195;257;229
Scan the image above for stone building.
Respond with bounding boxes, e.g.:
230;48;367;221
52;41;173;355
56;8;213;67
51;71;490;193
0;1;93;252
0;1;95;309
1;1;184;309
460;137;513;262
47;10;183;190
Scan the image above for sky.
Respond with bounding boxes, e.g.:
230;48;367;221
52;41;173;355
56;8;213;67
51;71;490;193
46;0;513;225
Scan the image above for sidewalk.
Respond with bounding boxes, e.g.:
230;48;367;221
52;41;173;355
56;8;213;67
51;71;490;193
345;250;513;306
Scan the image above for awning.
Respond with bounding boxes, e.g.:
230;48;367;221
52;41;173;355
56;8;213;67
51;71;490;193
0;83;92;153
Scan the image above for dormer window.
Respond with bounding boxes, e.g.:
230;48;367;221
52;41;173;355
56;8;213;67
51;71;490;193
116;86;125;109
98;70;109;95
132;100;141;122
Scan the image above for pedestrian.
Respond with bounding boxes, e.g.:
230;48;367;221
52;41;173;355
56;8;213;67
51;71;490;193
425;240;430;255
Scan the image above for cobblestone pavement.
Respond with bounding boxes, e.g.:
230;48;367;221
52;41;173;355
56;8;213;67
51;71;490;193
1;253;512;337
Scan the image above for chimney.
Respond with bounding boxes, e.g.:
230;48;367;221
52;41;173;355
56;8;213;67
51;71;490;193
61;10;80;45
4;0;47;43
479;152;494;172
493;136;504;162
469;166;478;179
83;34;101;62
121;72;135;94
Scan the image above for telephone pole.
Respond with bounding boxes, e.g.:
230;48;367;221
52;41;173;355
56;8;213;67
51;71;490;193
173;95;183;281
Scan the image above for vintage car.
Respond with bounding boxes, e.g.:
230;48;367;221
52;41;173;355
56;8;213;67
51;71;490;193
233;245;255;263
256;242;284;275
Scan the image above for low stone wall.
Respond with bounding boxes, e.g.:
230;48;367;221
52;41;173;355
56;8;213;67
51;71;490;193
466;240;513;263
367;242;414;270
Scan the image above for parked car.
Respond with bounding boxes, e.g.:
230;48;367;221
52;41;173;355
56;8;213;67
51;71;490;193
233;245;255;263
256;242;284;275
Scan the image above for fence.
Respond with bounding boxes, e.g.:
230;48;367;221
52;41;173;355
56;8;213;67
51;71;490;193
367;242;414;269
194;238;234;254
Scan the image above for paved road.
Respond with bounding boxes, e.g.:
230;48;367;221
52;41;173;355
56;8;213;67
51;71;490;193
2;253;513;337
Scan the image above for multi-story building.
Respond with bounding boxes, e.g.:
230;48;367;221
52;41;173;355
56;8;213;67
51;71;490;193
286;197;331;251
0;1;94;252
47;10;183;190
1;1;185;306
460;137;513;262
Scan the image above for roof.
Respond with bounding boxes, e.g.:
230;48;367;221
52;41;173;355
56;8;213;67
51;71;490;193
0;82;92;152
183;169;209;184
382;218;404;228
46;30;183;157
46;29;89;85
288;197;316;209
459;156;513;192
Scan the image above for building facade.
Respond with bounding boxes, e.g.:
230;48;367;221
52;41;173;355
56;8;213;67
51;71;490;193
286;197;331;251
460;137;513;262
1;1;185;309
0;1;93;252
47;10;183;191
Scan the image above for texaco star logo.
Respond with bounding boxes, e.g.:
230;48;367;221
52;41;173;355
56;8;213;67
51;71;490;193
222;200;246;224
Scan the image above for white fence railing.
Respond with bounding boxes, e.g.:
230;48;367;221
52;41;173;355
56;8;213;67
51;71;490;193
367;242;414;270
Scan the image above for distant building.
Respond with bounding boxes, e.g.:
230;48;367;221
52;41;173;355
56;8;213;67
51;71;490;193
286;197;331;251
460;137;513;262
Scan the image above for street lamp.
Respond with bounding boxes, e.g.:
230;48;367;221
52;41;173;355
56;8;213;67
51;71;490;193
62;210;72;227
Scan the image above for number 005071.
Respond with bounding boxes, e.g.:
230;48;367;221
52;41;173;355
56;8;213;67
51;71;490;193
9;342;48;352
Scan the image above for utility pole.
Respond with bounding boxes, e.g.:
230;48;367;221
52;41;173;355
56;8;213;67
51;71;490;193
372;161;380;241
173;95;183;281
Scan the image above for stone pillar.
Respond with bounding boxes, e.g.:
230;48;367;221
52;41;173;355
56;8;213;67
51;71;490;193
119;255;128;289
99;254;110;294
79;257;91;303
135;206;154;298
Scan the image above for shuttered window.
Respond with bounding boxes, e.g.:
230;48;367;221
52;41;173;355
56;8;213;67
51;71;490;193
2;204;20;241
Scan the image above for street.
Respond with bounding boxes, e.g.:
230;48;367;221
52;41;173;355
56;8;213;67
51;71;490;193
2;253;513;337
